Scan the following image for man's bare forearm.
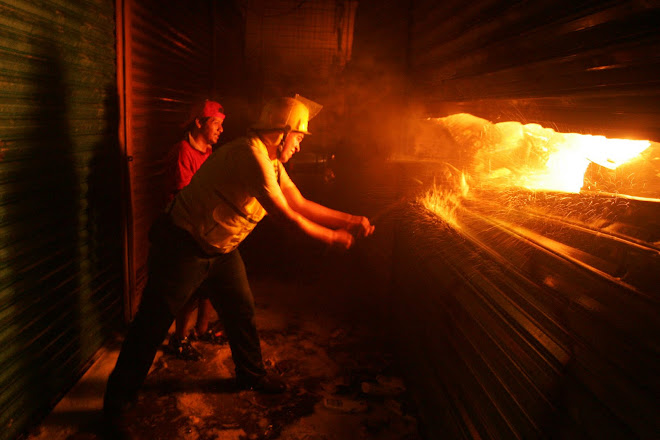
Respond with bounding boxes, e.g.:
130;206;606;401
291;198;354;230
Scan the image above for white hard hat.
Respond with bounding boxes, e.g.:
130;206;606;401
251;95;321;135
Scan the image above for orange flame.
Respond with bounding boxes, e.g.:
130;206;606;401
416;113;655;222
419;173;469;229
426;113;652;194
519;133;650;193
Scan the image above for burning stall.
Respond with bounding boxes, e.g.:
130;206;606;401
386;114;659;438
342;1;660;439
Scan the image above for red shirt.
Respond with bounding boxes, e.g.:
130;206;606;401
166;137;212;203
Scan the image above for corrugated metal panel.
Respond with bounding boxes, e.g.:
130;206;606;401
390;195;659;439
409;0;660;141
347;145;658;440
373;3;660;437
120;0;214;317
0;0;122;439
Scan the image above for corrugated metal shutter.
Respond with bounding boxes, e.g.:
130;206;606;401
391;196;659;440
408;0;660;141
0;0;122;439
379;1;660;438
120;0;214;317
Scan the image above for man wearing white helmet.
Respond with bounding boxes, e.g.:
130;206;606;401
103;95;374;438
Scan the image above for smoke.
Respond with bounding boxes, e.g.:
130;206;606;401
337;54;412;161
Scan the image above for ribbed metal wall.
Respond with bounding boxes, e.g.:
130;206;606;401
387;192;659;439
408;0;660;142
120;0;214;317
0;1;122;439
352;156;658;440
353;1;660;438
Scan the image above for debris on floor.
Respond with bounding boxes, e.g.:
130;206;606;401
322;397;369;414
26;277;423;440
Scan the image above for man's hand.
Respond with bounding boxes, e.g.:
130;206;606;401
346;216;375;239
330;229;355;251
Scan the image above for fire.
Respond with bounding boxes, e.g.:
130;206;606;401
520;133;650;193
415;113;655;223
419;172;469;229
420;113;652;194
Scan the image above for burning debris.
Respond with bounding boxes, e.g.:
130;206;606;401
408;113;659;246
411;113;656;199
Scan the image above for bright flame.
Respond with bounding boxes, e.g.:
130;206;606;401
522;134;650;193
414;114;655;225
419;172;469;229
420;114;652;194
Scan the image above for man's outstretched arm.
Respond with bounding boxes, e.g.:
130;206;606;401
256;189;355;251
280;179;375;238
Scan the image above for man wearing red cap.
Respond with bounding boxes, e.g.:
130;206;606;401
165;100;226;360
167;100;225;203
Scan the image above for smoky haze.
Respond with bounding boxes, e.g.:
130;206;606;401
331;0;417;164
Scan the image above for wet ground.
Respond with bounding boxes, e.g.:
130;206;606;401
26;251;422;440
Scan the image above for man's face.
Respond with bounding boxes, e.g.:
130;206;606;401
199;116;224;146
279;131;305;163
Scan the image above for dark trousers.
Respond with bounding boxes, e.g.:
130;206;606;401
104;218;265;414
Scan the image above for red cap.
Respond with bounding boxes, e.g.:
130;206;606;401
182;100;225;128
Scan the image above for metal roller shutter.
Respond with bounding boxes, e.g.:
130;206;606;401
408;0;660;141
379;1;660;438
0;0;122;439
119;0;214;317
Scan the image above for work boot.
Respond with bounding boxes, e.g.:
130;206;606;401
236;373;287;394
167;336;203;361
194;328;227;345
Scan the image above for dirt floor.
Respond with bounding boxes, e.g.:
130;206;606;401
26;250;422;440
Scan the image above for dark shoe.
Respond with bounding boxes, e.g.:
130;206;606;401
237;374;287;394
167;336;202;361
195;328;227;345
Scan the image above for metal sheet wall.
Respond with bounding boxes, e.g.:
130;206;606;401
389;196;659;439
408;0;660;142
120;0;214;317
357;1;660;438
0;1;122;439
352;157;658;439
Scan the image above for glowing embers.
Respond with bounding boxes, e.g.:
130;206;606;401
425;113;654;194
419;171;469;229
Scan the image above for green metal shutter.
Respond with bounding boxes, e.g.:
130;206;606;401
0;1;122;439
119;0;214;317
